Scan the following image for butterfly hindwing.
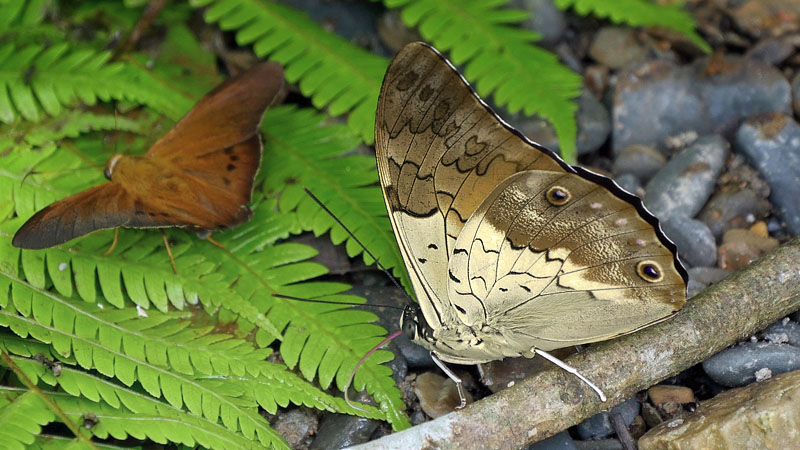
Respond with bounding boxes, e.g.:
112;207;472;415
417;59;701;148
447;170;686;353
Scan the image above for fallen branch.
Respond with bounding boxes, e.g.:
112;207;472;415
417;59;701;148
354;238;800;450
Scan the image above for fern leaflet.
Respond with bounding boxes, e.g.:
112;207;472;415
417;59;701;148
555;0;710;52
191;0;389;144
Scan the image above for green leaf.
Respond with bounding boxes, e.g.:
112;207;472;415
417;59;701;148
191;0;389;144
555;0;710;52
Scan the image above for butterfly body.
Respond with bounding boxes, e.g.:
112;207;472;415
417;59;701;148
377;43;687;368
13;62;283;250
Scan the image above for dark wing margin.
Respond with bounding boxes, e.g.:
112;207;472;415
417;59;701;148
146;61;284;162
12;183;186;249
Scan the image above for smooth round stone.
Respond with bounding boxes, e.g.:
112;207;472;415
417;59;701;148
513;0;566;45
745;37;797;65
792;72;800;117
310;400;379;449
697;188;771;240
702;342;800;387
612;144;667;182
575;397;640;440
415;372;472;418
644;135;729;221
686;278;707;299
688;266;731;286
735;113;800;235
613;57;790;154
727;0;800;38
759;319;800;346
661;216;717;268
614;173;643;197
513;88;610;157
613;60;700;155
526;430;578;450
589;27;648;70
717;228;779;271
273;408;318;449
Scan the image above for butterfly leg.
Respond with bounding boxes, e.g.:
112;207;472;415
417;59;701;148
196;229;225;249
161;230;178;274
103;228;120;256
431;351;467;409
534;348;607;402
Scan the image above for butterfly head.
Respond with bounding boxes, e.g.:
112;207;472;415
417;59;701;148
104;154;124;180
400;303;434;342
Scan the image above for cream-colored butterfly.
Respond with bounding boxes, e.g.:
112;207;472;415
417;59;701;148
376;42;687;406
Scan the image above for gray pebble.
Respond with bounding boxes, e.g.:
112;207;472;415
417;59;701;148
589;27;647;70
612;144;666;181
614;173;643;198
513;0;566;45
702;342;800;387
745;38;796;66
613;56;790;154
759;319;800;346
687;278;707;298
793;71;800;118
513;88;610;157
697;57;791;136
310;404;379;449
688;266;731;285
644;135;729;221
735;113;800;235
575;397;640;440
526;430;577;450
697;188;771;240
613;60;700;155
661;216;717;268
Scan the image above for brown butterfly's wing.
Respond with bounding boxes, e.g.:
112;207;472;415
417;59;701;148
12;182;188;249
376;42;687;364
145;61;284;213
147;61;283;162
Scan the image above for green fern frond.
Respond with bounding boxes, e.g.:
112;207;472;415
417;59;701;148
555;0;710;52
190;0;389;144
0;42;192;125
0;380;261;450
0;0;63;45
261;105;412;292
0;390;56;449
384;0;582;161
0;278;291;447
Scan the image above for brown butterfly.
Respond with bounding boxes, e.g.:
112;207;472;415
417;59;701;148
13;62;284;252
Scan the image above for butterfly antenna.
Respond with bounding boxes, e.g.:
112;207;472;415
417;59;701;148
272;293;403;311
344;329;404;412
302;188;406;294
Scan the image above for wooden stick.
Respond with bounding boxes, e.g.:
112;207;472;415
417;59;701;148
354;238;800;450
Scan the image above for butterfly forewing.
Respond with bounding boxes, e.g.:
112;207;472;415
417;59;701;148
376;42;687;365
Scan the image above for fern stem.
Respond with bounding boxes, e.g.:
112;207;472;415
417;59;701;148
0;352;99;449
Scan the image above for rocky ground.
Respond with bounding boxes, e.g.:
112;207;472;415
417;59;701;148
269;0;800;448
